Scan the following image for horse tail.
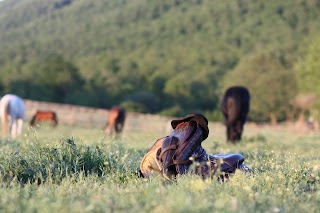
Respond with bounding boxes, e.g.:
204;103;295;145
0;99;9;138
30;115;36;126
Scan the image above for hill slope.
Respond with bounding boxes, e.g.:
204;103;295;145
0;0;320;119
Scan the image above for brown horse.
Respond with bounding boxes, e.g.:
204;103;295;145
105;106;126;135
30;110;58;127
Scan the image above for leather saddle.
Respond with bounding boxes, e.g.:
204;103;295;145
138;113;251;180
156;121;251;179
156;121;204;179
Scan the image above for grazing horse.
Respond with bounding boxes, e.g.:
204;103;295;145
0;94;25;139
221;86;250;143
30;110;58;127
105;106;126;135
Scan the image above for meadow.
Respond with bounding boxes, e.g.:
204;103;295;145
0;121;319;213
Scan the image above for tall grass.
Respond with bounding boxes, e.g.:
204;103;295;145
0;125;319;212
0;137;141;185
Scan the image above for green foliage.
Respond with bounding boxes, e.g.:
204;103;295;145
124;91;160;113
121;100;148;113
295;35;320;105
0;138;139;184
224;52;297;122
1;0;320;119
158;105;183;117
28;53;84;102
204;110;224;122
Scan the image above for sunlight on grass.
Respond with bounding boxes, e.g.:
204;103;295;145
0;123;319;212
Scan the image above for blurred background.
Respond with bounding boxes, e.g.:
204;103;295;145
0;0;320;126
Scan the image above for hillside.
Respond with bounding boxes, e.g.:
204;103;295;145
1;0;320;120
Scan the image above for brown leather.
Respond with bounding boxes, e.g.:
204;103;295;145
156;136;179;180
171;113;209;140
155;121;205;178
139;137;166;178
139;113;251;180
173;122;204;174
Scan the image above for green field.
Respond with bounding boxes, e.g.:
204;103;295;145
0;122;319;213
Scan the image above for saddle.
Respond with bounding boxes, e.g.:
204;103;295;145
193;153;251;179
140;113;251;180
156;121;204;179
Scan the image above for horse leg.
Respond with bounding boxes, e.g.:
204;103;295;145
115;122;120;133
114;123;119;134
30;115;36;126
1;115;9;139
11;119;17;139
117;122;124;133
52;117;58;127
226;125;231;142
105;123;112;135
17;119;24;136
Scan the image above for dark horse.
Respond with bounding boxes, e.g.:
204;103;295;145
221;86;250;143
30;110;58;127
105;106;126;135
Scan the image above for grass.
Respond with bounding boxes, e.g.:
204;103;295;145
0;123;319;213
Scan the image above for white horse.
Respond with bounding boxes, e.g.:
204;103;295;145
0;94;25;139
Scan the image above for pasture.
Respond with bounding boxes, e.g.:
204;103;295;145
0;118;320;213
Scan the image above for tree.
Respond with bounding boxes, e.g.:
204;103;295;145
295;36;320;104
163;72;218;116
30;53;84;103
224;52;297;123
